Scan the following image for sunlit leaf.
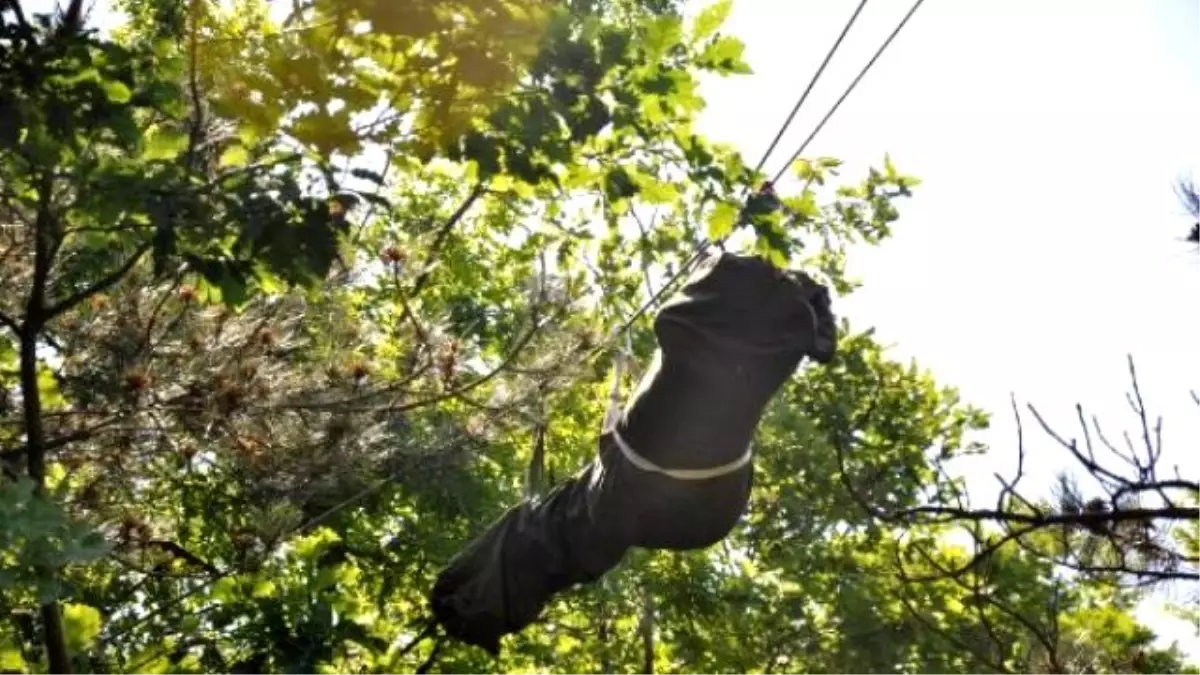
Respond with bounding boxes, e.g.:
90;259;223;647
219;144;250;168
706;201;739;240
691;0;732;42
0;641;24;672
698;35;752;75
100;79;133;103
142;127;189;161
62;604;102;654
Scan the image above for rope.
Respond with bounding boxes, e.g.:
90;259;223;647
752;0;870;178
590;0;893;347
770;0;928;184
612;427;753;480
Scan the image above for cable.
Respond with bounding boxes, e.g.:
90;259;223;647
751;0;870;178
600;0;892;336
634;0;929;326
600;0;890;338
770;0;928;185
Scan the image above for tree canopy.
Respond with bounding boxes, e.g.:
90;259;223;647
0;0;1195;673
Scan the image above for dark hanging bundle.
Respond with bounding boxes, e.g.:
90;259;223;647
429;252;838;654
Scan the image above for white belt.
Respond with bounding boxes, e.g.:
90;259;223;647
610;427;753;481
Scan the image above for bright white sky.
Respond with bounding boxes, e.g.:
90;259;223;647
23;0;1200;660
685;0;1199;656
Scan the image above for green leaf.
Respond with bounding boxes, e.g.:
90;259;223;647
218;271;251;307
62;603;103;654
291;110;361;158
236;124;263;147
109;113;141;148
218;144;250;168
100;79;133;103
211;576;239;603
295;528;341;560
603;168;639;202
251;579;278;598
644;16;684;60
691;0;733;42
461;132;502;179
73;531;113;561
0;641;24;672
698;35;752;75
253;265;287;296
179;615;201;633
36;365;66;411
707;201;739;240
338;621;389;653
633;174;680;205
143;127;189;161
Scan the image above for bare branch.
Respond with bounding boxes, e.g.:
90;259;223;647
1026;403;1133;489
141;540;221;576
408;184;485;299
871;358;1199;597
0;417;123;462
2;0;33;33
44;242;152;321
892;504;1196;529
57;0;83;33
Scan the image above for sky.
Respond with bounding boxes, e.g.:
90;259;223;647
19;0;1200;660
683;0;1199;655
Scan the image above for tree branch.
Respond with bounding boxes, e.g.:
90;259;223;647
0;418;122;463
2;0;32;34
142;540;221;576
893;586;1011;674
0;310;18;335
854;356;1199;595
57;0;83;34
408;184;484;299
891;504;1197;528
43;242;151;321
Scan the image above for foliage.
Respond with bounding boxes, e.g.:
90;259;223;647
0;0;1193;673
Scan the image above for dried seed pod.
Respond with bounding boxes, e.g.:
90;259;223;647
124;368;152;392
438;340;460;383
216;381;246;415
381;245;406;266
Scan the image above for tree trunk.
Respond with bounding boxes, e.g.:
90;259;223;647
22;176;71;674
20;328;72;674
639;587;655;674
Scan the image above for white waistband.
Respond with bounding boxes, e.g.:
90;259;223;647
610;427;753;481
